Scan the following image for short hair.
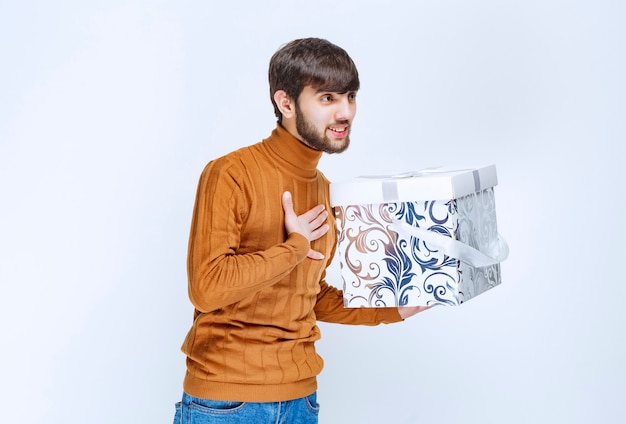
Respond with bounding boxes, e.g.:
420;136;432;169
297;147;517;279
268;38;360;123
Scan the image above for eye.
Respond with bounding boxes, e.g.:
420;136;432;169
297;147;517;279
348;92;357;101
321;94;333;102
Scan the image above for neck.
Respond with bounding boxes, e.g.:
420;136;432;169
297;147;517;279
281;117;305;146
262;124;323;178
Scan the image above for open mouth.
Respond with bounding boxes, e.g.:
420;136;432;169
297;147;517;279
328;125;348;137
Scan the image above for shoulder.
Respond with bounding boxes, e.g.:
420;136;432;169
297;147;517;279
316;169;331;187
201;143;261;183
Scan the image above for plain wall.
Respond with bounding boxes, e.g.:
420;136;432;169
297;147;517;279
1;1;624;423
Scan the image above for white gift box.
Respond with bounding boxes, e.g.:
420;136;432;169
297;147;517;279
329;165;508;307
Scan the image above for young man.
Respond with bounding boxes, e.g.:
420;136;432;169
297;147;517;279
173;38;429;424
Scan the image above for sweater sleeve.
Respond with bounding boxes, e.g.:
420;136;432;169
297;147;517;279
313;218;403;325
186;160;310;313
314;277;403;325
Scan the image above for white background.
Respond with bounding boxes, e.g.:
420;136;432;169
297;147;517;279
1;1;625;423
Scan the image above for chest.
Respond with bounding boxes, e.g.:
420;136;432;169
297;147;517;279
239;177;334;252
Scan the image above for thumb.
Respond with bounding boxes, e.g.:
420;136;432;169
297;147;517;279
282;191;294;216
282;192;299;234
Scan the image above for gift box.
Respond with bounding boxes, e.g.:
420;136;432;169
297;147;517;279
329;165;508;307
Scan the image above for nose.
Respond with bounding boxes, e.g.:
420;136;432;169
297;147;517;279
335;95;356;122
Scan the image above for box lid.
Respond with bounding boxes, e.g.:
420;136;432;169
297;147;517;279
330;165;498;206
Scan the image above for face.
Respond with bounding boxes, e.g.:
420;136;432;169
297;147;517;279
294;85;357;154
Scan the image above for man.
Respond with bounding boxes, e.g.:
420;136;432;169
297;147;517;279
173;38;429;424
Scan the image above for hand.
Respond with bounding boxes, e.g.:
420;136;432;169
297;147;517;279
282;191;329;260
398;305;433;319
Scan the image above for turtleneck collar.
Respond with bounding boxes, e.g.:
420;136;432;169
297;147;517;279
262;124;324;179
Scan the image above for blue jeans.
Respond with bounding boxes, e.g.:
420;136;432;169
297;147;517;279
173;392;319;424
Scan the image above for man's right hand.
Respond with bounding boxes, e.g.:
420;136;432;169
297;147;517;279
281;191;329;260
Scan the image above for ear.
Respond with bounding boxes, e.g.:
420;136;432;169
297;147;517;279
273;90;296;120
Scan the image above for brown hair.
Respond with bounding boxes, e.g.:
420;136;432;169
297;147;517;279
268;38;360;123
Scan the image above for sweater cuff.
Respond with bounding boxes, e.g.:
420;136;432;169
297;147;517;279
286;232;310;262
378;307;404;324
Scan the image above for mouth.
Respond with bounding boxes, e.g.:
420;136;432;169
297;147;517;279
327;125;349;137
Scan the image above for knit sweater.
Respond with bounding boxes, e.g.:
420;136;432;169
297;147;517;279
181;124;402;402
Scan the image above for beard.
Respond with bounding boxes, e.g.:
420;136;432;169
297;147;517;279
295;102;351;154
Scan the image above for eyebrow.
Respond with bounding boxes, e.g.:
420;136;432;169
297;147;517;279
314;89;358;95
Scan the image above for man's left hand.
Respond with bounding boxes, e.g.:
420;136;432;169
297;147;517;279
398;305;433;319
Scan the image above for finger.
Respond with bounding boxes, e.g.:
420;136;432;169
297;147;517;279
309;223;330;241
299;204;326;222
308;209;329;228
307;249;325;260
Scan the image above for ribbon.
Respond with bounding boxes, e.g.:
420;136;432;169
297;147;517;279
359;167;450;179
392;221;509;268
360;167;484;202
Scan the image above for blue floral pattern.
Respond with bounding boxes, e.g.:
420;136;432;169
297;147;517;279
335;188;502;307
